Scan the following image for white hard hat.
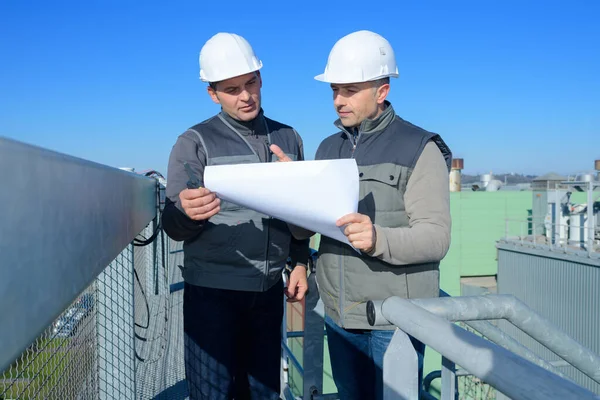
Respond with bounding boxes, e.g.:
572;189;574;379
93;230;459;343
315;30;399;84
199;33;263;83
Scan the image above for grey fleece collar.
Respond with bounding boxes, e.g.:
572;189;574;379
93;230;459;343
219;108;267;137
334;101;396;138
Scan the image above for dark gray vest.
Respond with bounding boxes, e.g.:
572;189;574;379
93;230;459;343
315;114;452;328
182;114;300;292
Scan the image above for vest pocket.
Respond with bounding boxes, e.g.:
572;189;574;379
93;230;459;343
358;164;403;214
192;213;266;264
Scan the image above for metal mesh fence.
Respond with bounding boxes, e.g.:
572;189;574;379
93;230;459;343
0;285;98;400
458;376;496;400
96;245;136;399
133;226;188;400
0;243;141;400
0;179;188;400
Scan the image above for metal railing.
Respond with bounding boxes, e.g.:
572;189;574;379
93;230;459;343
0;137;165;399
367;294;600;400
503;218;600;257
281;286;600;399
3;136;600;400
281;270;338;400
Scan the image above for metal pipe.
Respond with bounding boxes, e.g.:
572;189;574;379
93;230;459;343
407;295;516;321
378;297;599;400
409;295;600;385
509;296;600;385
465;320;567;379
551;360;572;368
441;356;456;400
281;341;303;376
421;392;438;400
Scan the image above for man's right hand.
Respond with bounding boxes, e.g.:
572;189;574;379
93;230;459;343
270;144;292;162
179;188;221;221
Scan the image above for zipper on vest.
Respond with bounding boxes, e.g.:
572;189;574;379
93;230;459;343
350;131;362;159
263;125;273;290
338;250;345;327
340;129;360;325
218;113;273;289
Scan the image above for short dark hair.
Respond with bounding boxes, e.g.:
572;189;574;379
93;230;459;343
371;77;390;87
208;71;260;92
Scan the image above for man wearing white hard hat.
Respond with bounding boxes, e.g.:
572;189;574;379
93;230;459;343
161;32;309;400
312;30;452;399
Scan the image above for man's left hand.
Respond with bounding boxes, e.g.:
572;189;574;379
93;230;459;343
336;213;376;253
285;265;308;303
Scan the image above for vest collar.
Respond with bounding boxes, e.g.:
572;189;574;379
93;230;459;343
334;101;396;138
219;108;267;137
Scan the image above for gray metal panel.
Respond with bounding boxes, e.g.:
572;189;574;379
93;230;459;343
0;137;157;373
497;242;600;394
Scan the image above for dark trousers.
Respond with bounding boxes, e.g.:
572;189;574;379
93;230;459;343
183;280;284;400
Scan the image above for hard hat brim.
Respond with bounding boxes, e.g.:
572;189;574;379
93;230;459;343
200;64;262;83
314;72;399;84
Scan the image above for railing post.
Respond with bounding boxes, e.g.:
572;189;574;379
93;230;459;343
382;329;419;400
302;272;325;399
441;356;457;400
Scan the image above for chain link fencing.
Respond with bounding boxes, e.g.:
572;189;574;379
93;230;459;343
1;178;189;400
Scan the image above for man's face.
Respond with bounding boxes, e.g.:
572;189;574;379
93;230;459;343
331;81;387;128
208;72;262;121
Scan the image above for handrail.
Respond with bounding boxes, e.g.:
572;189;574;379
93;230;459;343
435;290;568;380
407;294;600;385
368;296;600;400
281;340;304;376
0;137;158;373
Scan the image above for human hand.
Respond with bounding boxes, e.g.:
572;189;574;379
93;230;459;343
336;213;377;252
270;144;292;162
285;265;308;303
179;187;221;221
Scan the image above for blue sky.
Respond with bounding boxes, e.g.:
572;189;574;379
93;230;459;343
1;0;598;176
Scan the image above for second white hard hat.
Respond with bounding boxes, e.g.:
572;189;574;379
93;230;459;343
315;30;399;84
199;33;263;83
